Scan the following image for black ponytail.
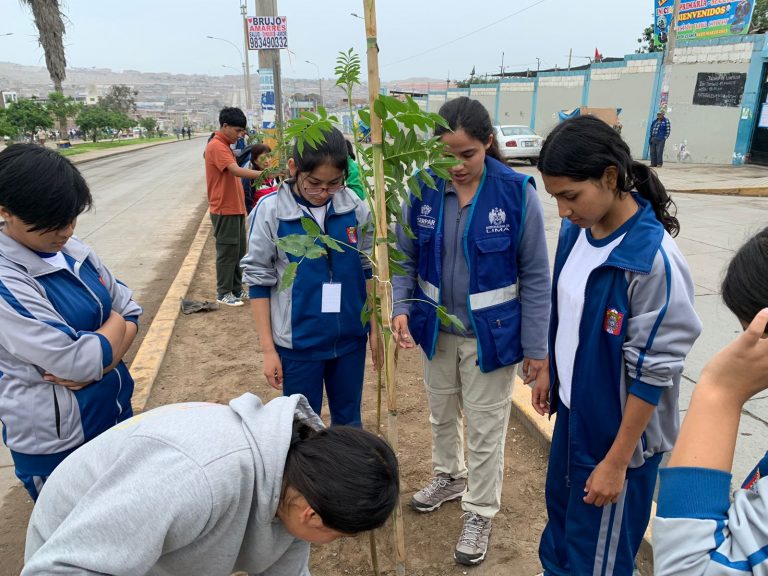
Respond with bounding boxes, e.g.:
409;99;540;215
538;115;680;237
722;227;768;325
283;424;399;533
435;96;504;163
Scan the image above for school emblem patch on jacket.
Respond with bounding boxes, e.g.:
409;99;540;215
603;308;624;335
346;226;358;244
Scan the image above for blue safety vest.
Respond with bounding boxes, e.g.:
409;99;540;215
407;156;531;372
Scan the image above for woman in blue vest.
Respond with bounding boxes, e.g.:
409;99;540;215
535;116;701;576
391;97;551;566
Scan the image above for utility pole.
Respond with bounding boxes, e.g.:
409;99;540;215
500;51;505;78
240;1;253;110
536;57;541;74
664;0;682;65
568;48;572;71
255;0;285;133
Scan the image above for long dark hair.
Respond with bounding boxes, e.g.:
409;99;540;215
283;424;399;534
538;115;680;237
434;96;503;163
0;144;92;231
722;227;768;325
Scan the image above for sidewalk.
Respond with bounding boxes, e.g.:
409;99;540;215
650;161;768;196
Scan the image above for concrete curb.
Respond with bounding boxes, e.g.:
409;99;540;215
67;136;203;166
509;379;655;573
668;186;768;197
130;211;211;413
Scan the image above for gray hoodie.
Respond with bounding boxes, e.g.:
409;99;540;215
23;393;324;576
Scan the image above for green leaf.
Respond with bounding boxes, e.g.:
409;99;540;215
436;306;466;331
373;98;387;121
319;235;344;252
275;235;309;257
278;262;299;292
301;217;323;238
304;244;327;259
389;259;407;277
419;170;437;190
358;108;371;126
360;302;372;327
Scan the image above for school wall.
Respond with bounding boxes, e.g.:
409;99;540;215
497;79;535;128
534;73;585;136
468;85;497;122
666;39;756;164
587;55;660;160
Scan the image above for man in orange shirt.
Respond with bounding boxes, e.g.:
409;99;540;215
205;107;263;306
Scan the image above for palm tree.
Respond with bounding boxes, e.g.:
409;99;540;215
21;0;67;93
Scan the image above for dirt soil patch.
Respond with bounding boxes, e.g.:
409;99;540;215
148;233;550;575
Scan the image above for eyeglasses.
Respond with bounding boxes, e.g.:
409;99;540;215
300;175;346;197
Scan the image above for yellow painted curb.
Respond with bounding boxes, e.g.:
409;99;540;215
130;212;211;413
510;377;656;570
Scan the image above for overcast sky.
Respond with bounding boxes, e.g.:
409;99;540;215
2;0;654;82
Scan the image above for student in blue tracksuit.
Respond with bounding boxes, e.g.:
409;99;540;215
241;127;377;427
392;97;552;566
654;228;768;575
534;116;701;576
0;144;142;500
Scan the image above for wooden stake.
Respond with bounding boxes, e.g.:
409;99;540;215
363;1;406;574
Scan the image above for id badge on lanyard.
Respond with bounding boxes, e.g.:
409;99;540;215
321;282;341;313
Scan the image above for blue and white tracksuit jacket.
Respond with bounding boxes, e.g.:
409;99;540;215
655;450;768;574
548;195;701;469
0;228;142;495
391;156;545;373
542;196;701;574
240;181;373;360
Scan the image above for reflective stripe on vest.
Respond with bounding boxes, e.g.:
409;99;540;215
418;276;439;303
469;284;517;311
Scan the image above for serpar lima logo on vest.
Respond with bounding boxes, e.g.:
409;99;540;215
416;203;436;230
485;207;511;234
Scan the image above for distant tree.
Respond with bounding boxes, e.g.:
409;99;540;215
6;98;52;137
76;105;131;142
0;109;18;139
456;76;499;88
636;24;661;53
101;85;138;115
45;92;81;136
20;0;67;93
751;0;768;32
139;116;158;137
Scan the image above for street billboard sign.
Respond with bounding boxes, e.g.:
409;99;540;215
654;0;755;45
247;16;288;50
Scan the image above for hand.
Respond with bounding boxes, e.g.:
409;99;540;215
522;357;547;385
698;308;768;406
392;315;415;349
263;350;283;390
369;328;383;372
583;457;627;507
44;372;92;391
530;363;551;417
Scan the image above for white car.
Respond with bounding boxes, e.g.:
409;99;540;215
493;125;543;165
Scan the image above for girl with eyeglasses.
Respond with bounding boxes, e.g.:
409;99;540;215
241;126;378;427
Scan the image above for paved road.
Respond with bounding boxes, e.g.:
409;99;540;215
514;164;768;485
0;138;208;536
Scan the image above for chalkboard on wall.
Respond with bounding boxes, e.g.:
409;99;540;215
693;72;747;107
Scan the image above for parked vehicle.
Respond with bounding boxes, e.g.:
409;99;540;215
492;125;543;164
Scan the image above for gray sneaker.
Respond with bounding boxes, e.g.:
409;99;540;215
454;511;492;566
410;473;466;513
216;292;244;307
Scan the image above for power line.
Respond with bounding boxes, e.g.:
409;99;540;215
382;0;548;68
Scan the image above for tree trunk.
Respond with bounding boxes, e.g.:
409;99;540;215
363;2;407;575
